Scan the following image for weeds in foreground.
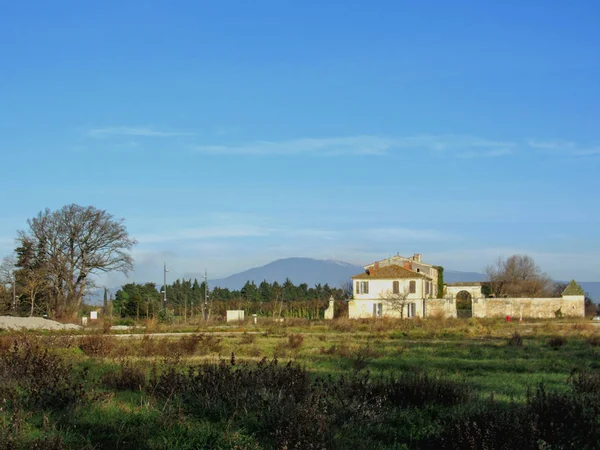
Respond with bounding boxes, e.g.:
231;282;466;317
507;331;524;347
101;360;146;391
548;335;568;349
0;338;88;409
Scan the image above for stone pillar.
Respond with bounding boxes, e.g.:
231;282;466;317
324;297;335;320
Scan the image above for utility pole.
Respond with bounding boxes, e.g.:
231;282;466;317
204;269;209;321
12;271;17;314
162;262;168;310
184;290;187;323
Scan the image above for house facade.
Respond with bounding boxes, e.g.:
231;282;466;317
348;254;586;319
348;254;441;319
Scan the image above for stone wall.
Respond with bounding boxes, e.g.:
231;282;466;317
472;295;584;319
348;294;585;320
424;298;457;318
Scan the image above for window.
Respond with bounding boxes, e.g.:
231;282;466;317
407;303;416;318
425;282;429;295
417;268;420;272
393;281;399;294
409;281;416;294
372;302;382;317
356;281;369;294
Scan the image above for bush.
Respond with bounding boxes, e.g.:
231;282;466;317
287;333;304;350
507;331;524;347
586;335;600;347
548;335;568;349
79;335;115;357
101;361;146;391
238;332;255;345
0;338;87;409
430;383;600;449
157;308;174;324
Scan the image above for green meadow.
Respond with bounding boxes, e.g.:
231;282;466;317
1;317;599;449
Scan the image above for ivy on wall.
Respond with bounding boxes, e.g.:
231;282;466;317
435;266;444;298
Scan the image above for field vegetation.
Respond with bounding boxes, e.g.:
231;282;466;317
1;317;599;449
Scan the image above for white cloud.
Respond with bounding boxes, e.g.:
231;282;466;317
528;139;600;156
363;227;454;242
192;134;516;157
89;127;194;138
136;225;272;244
528;139;576;151
457;149;513;159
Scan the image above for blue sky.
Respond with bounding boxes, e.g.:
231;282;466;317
1;1;599;285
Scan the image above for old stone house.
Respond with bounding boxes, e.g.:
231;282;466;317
348;254;585;319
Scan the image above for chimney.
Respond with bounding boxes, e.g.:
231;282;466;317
404;261;412;270
373;261;379;272
413;253;422;263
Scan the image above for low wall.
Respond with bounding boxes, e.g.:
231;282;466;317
424;298;457;318
472;295;584;319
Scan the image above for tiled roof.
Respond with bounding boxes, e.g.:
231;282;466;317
351;265;429;280
562;280;585;296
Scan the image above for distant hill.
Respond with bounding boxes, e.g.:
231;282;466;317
211;257;363;290
85;259;600;305
444;270;488;283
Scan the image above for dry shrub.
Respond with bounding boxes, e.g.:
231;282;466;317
371;318;399;333
178;334;202;355
101;360;146;391
571;322;594;332
586;335;600;347
507;331;524;348
78;335;115;357
137;334;222;357
239;333;256;345
176;334;222;356
45;335;76;349
144;317;160;333
320;343;351;357
328;318;355;332
102;320;112;334
281;318;311;328
548;335;568;349
248;346;262;357
139;335;158;356
0;337;87;409
350;342;381;372
29;434;66;450
287;334;304;350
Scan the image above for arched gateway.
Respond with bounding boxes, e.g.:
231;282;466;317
445;283;484;318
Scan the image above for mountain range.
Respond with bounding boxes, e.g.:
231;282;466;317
209;258;599;300
88;257;600;303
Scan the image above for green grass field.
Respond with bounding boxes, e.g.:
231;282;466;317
1;317;599;449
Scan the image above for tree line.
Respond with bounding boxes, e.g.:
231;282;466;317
110;278;349;320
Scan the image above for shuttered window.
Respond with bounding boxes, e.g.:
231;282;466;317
409;281;416;294
393;281;399;294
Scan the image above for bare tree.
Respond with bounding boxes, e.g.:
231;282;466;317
340;280;354;300
0;256;18;313
16;204;137;317
381;287;410;318
484;254;553;298
21;265;49;316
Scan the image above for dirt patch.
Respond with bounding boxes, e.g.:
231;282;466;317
0;316;81;331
